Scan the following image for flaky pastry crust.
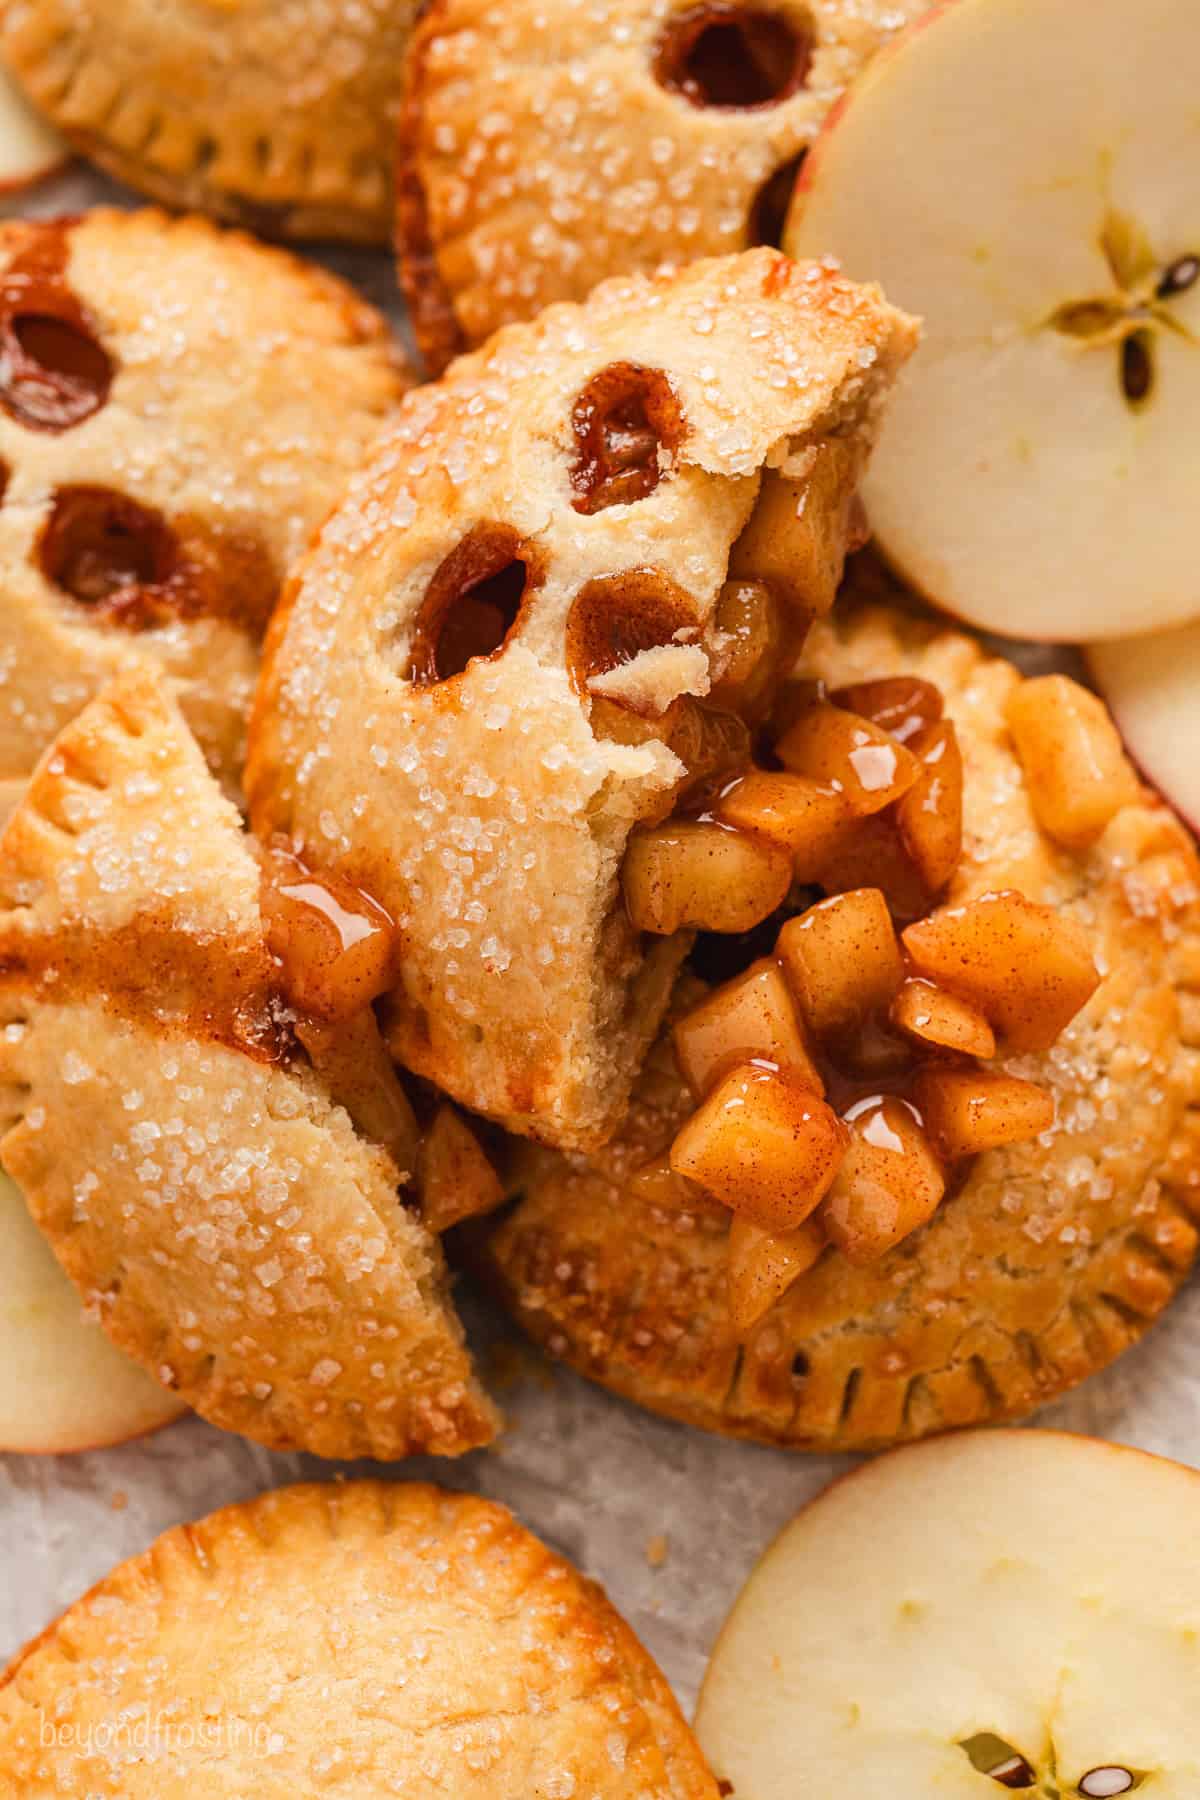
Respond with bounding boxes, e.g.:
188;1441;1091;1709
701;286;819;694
398;0;928;370
1;0;418;243
0;209;406;791
0;673;496;1460
248;249;918;1151
476;603;1200;1450
0;1481;718;1799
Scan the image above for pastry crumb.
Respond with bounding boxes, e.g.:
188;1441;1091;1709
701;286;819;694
645;1533;669;1569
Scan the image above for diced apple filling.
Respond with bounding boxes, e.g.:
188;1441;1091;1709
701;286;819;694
418;1104;504;1234
623;821;792;934
669;1064;849;1232
902;889;1100;1051
896;719;963;892
673;959;822;1099
1006;674;1139;848
776;888;904;1040
716;770;850;879
890;976;996;1058
727;1215;826;1337
821;1097;945;1265
776;703;921;816
914;1068;1056;1159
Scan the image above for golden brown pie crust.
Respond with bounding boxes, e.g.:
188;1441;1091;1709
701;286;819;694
0;208;407;793
398;0;929;370
0;672;496;1460
1;0;419;243
475;602;1200;1450
247;249;918;1152
0;1481;718;1798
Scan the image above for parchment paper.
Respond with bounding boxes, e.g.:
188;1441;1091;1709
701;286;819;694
3;161;1198;1720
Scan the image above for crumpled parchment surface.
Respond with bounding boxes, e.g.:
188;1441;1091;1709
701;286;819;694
2;162;1198;1722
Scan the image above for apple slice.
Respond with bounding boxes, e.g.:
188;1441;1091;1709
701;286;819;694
0;1169;186;1453
785;0;1200;642
698;1429;1200;1796
0;62;68;196
1090;622;1200;832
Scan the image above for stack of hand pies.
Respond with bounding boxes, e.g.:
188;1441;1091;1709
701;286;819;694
0;0;1197;1793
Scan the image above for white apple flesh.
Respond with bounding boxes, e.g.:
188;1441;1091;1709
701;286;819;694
0;1169;186;1454
785;0;1200;643
1090;623;1200;832
698;1429;1200;1796
0;62;68;197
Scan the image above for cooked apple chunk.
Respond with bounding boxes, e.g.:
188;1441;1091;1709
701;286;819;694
673;960;823;1099
895;720;963;892
776;703;920;816
727;440;863;618
776;888;904;1040
1006;674;1140;848
830;674;943;745
418;1105;504;1235
669;1064;849;1232
727;1216;826;1338
902;890;1100;1051
716;770;850;878
890;977;996;1059
914;1068;1056;1159
821;1098;945;1264
622;821;793;935
706;579;786;717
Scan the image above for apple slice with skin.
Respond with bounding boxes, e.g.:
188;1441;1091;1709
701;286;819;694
698;1429;1200;1797
785;0;1200;643
0;1170;186;1453
0;62;68;197
1089;623;1200;832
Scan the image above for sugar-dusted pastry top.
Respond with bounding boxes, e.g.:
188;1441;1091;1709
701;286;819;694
1;0;418;243
398;0;929;369
0;672;496;1461
0;208;407;789
477;600;1200;1450
0;1481;719;1798
249;248;918;1152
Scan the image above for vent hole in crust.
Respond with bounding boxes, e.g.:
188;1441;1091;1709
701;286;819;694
566;570;696;706
655;4;813;110
407;524;537;685
2;310;113;433
749;151;806;248
39;486;180;627
570;362;684;515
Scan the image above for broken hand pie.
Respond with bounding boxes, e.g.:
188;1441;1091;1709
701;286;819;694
249;249;918;1152
0;1482;719;1799
0;673;496;1461
398;0;928;370
1;0;418;243
476;601;1200;1451
0;209;405;792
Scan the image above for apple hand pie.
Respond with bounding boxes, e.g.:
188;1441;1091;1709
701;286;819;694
1;0;419;244
0;1482;719;1800
0;672;497;1461
0;209;406;793
398;0;929;371
248;249;918;1152
474;598;1200;1451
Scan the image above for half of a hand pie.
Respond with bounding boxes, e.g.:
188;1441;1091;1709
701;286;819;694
398;0;928;370
0;1481;717;1799
249;249;918;1152
474;601;1200;1450
1;0;418;242
0;672;496;1460
0;208;406;790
